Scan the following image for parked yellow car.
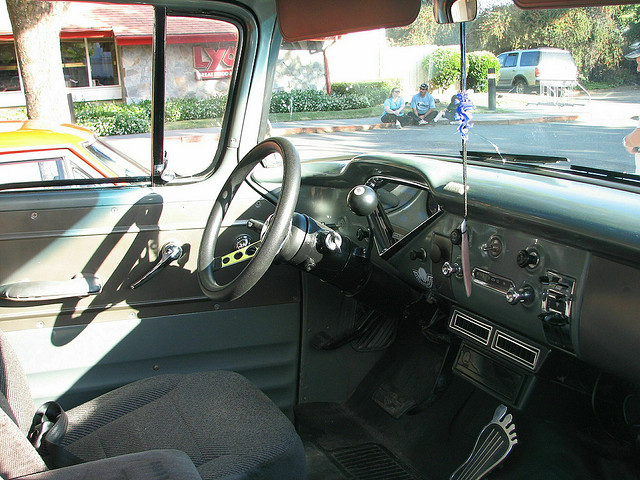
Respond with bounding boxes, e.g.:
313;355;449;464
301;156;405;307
0;121;148;186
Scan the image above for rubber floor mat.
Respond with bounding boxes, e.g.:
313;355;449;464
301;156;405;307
326;443;418;480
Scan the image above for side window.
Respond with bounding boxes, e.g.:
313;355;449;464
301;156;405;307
0;149;102;183
0;156;64;183
497;54;506;67
0;43;20;91
162;15;238;177
504;53;518;68
0;3;238;189
519;51;540;67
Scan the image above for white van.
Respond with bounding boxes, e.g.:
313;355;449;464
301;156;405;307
497;47;578;93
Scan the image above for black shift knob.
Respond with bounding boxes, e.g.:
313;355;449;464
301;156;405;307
347;185;378;216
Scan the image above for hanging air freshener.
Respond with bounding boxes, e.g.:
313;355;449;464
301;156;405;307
458;22;474;298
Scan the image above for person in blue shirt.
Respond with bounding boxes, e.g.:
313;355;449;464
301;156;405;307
381;87;410;128
408;83;440;125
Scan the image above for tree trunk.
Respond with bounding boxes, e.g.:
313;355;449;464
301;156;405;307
5;0;71;123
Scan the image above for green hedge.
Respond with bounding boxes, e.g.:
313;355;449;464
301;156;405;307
269;89;371;113
74;102;151;136
330;80;397;104
30;82;390;136
425;48;501;92
74;96;228;136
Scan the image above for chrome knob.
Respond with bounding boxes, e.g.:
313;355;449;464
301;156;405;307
506;286;535;305
442;262;461;278
323;231;342;252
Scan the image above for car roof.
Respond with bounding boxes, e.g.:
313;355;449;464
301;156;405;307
499;47;571;54
0;121;96;150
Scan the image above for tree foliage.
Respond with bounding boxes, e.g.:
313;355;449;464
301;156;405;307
387;0;459;47
467;5;629;82
388;2;640;84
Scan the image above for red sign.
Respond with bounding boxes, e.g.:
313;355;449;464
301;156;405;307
193;45;236;80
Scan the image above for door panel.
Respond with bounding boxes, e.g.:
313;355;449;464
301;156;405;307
0;181;302;415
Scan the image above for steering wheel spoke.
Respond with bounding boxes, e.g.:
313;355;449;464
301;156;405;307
212;241;261;272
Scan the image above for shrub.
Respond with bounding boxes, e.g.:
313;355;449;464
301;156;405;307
425;48;500;93
467;52;501;92
74;95;227;136
166;97;227;121
331;80;397;104
75;102;151;136
426;48;460;91
270;90;370;113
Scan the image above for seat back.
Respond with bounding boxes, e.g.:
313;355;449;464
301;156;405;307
0;330;47;478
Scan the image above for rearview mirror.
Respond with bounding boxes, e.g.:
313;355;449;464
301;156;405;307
433;0;477;24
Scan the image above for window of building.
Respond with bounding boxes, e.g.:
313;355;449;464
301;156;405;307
0;42;20;92
61;39;119;88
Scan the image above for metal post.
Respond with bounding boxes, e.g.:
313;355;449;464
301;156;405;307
488;68;496;111
67;93;76;123
151;6;167;186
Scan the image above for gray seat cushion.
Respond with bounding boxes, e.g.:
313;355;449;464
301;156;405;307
15;450;202;480
58;371;305;480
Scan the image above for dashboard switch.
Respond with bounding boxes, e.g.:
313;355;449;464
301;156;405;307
481;237;503;257
516;249;539;268
506;285;535;305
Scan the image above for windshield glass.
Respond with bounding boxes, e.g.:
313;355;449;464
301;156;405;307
270;1;640;176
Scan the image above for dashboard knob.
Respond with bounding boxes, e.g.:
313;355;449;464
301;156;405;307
506;285;535;305
347;185;378;217
450;228;462;245
442;262;461;278
409;248;427;261
516;249;539;268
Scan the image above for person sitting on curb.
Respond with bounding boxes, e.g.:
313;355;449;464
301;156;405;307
381;87;410;128
623;42;640;173
433;94;459;124
408;83;439;125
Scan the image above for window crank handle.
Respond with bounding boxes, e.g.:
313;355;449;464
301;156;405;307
130;242;183;289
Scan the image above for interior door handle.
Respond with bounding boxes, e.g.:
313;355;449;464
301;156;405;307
0;274;102;302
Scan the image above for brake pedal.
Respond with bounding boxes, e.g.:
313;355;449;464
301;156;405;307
449;404;518;480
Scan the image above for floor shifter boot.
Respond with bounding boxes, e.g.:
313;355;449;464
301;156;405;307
449;404;518;480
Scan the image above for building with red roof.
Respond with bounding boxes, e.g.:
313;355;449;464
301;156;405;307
0;1;238;108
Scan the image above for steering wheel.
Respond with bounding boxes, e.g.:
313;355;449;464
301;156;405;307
198;137;300;302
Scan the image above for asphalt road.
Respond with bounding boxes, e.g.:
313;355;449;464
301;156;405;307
286;121;636;173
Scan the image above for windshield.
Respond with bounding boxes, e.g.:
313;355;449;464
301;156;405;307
270;1;640;176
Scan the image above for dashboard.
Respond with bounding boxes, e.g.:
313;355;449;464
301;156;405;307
284;153;640;408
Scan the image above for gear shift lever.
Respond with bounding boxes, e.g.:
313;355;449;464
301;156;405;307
347;185;394;251
347;185;378;216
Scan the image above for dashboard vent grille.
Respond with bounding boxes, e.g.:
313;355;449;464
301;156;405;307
492;332;539;370
450;311;492;345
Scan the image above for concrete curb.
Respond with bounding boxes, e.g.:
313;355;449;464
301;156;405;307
473;114;579;125
161;113;579;142
270;114;579;136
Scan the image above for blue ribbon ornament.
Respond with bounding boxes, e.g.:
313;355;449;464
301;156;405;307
455;92;476;141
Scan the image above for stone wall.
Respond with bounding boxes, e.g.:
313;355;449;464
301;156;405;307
274;50;326;92
120;43;231;103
